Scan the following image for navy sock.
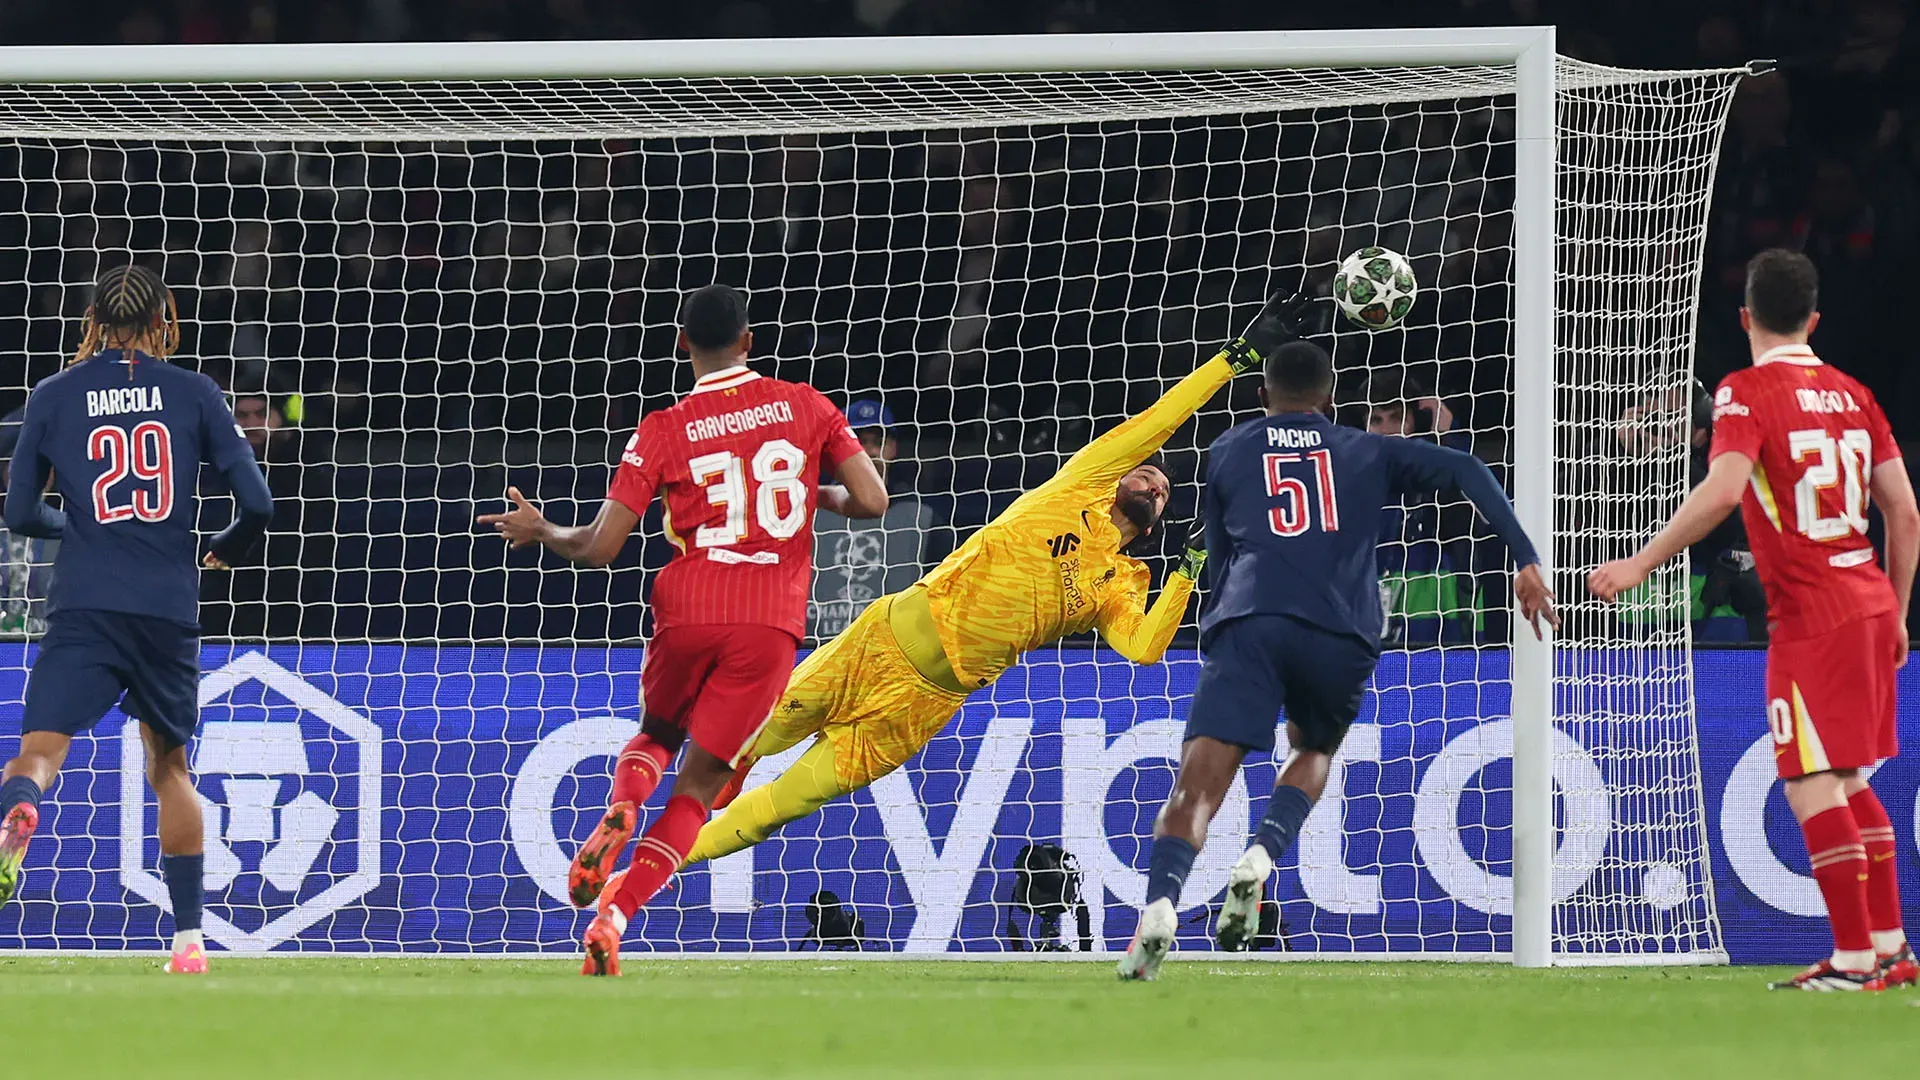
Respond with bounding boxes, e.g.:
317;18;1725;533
162;854;204;934
1253;784;1316;862
0;775;41;818
1144;835;1198;908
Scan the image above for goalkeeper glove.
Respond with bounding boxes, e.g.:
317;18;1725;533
1221;292;1319;375
1176;518;1207;580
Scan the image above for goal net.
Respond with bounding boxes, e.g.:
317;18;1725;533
0;36;1742;959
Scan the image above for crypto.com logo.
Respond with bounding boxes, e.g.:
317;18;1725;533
120;651;382;951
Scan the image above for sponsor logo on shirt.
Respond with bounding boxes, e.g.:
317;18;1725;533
621;432;644;468
86;385;164;417
1712;387;1749;420
706;548;781;565
1059;554;1086;615
1048;532;1081;558
1829;547;1877;569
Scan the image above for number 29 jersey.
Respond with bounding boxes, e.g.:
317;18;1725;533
11;350;258;627
1709;345;1901;641
607;366;865;641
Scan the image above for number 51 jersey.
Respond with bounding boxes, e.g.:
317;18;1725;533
1710;344;1901;641
607;367;865;641
11;349;258;627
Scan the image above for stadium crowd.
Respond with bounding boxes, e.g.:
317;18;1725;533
0;0;1913;645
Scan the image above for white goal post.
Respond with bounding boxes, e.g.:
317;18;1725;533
0;29;1743;964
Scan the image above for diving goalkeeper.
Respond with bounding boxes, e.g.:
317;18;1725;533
571;294;1314;895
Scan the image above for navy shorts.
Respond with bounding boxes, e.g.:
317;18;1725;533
22;611;201;751
1187;614;1379;754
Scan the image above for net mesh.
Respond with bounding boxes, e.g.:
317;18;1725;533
0;54;1741;957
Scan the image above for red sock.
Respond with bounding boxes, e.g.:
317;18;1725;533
1801;805;1873;958
610;733;673;808
611;794;708;919
1847;787;1904;940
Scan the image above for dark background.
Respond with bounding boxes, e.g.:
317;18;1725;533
0;0;1907;643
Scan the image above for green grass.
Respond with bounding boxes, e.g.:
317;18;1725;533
0;957;1913;1079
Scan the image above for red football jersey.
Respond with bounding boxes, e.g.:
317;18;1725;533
607;366;865;640
1709;344;1901;641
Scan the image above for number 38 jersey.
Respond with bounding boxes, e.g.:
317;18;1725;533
1710;344;1901;641
607;366;865;641
11;349;258;626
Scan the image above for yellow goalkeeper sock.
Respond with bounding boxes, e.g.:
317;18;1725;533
684;738;850;866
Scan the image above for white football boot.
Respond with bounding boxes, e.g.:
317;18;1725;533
1215;845;1273;952
1117;897;1177;981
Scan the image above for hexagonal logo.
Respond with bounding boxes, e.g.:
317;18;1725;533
119;651;383;951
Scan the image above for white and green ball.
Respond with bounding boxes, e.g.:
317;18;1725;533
1332;247;1418;330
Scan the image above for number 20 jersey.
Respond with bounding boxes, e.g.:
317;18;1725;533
1709;344;1900;641
12;350;257;626
607;367;864;641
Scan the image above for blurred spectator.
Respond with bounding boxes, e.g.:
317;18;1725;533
234;390;290;462
1360;374;1504;644
808;399;932;641
1366;390;1467;451
1797;158;1887;396
1610;382;1765;642
847;398;901;488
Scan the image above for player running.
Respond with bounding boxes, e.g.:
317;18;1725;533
1591;249;1919;992
0;264;274;975
1118;337;1557;981
584;293;1318;885
479;284;887;975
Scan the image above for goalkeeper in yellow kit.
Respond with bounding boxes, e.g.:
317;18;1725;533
651;295;1317;871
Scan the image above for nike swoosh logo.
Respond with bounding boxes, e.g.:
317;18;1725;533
1082;510;1092;529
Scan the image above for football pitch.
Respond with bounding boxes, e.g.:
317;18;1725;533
1;958;1914;1078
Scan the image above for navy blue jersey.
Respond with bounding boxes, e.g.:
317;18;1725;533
4;350;260;626
1200;411;1539;648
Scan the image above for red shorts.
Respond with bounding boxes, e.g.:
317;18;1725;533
1766;610;1901;779
640;624;799;766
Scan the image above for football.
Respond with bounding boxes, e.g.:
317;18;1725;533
1332;246;1418;329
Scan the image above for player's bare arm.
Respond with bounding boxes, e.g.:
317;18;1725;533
1587;450;1751;601
1512;564;1560;639
479;485;640;568
1869;457;1919;666
817;445;888;519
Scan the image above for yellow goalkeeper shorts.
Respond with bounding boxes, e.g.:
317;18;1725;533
751;589;971;788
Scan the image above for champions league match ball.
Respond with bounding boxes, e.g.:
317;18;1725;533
1332;246;1418;329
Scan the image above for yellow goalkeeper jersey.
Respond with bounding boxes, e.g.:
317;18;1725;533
918;354;1234;688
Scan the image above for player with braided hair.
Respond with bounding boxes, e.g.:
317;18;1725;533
68;263;183;368
0;263;273;974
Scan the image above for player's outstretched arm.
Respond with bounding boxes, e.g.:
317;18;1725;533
1;401;64;539
479;486;640;568
818;446;888;519
1588;451;1751;603
1870;458;1919;665
1390;438;1558;637
1059;293;1318;490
